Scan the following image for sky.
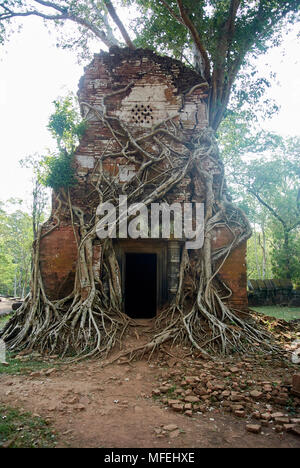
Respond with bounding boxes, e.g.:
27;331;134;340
0;17;299;211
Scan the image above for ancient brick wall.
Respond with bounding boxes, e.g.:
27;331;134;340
73;47;209;208
212;226;248;308
40;225;78;300
248;279;300;307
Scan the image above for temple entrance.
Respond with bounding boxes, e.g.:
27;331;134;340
125;253;157;319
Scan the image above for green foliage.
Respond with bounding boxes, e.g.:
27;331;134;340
40;95;86;191
19;154;49;239
271;224;300;283
129;0;299;122
218;113;300;282
131;0;192;59
48;97;87;153
0;200;33;297
0;1;117;61
0;240;15;295
181;1;297;58
41;152;76;192
246;229;272;279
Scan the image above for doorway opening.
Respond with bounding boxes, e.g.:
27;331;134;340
125;253;157;319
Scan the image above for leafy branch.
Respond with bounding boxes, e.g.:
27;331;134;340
0;0;135;48
40;95;87;191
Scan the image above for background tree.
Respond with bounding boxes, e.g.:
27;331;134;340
0;152;50;297
242;153;300;281
0;200;33;297
19;155;49;240
0;202;15;296
218;113;300;282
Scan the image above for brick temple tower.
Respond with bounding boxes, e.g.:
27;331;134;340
39;47;248;318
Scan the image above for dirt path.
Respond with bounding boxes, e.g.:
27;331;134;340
0;298;12;317
1;357;299;448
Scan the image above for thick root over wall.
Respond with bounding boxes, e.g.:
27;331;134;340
0;118;281;360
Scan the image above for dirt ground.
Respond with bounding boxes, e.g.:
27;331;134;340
1;346;300;448
0;297;13;317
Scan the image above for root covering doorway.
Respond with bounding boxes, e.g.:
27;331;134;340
125;253;157;319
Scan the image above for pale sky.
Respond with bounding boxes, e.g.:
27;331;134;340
0;18;299;210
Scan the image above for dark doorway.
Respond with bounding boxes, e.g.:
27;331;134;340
125;253;157;319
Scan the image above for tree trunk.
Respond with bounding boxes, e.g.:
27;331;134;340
259;224;267;280
283;229;291;279
253;225;261;278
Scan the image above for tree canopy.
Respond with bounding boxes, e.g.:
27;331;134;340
1;1;299;129
218;112;300;282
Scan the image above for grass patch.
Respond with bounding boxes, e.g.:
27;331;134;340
251;306;300;322
0;314;11;329
166;385;177;396
0;352;64;376
0;405;57;448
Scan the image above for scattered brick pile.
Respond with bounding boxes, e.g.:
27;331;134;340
285;340;300;364
151;355;300;437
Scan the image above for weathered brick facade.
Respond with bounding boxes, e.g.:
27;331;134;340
40;47;248;310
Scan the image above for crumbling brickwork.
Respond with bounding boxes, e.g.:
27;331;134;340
40;47;248;309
